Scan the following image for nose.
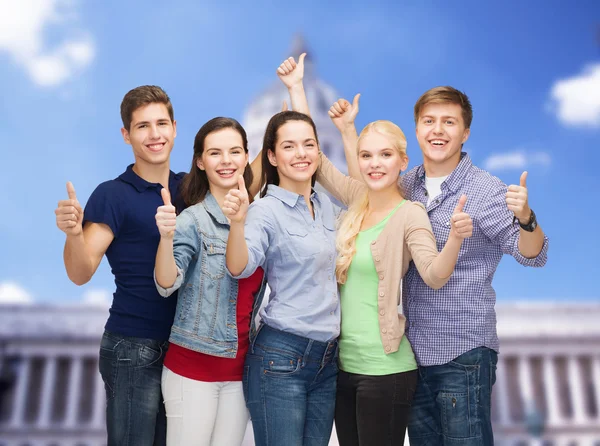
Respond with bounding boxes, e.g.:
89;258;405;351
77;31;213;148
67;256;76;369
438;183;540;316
295;146;307;158
370;155;381;168
149;124;160;139
221;152;232;164
433;120;443;135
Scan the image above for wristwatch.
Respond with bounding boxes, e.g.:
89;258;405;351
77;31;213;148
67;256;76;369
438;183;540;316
514;209;537;232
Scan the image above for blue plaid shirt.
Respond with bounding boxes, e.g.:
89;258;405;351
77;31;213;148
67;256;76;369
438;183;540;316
402;153;549;366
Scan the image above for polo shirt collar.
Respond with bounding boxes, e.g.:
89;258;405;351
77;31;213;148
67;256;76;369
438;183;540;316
118;164;181;193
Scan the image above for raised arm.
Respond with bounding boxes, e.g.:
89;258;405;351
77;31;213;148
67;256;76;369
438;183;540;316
505;171;546;259
223;176;251;276
328;94;361;181
407;196;473;289
55;182;113;285
277;53;309;115
154;188;178;290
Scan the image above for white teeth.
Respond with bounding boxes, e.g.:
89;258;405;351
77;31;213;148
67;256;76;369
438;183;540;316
293;163;309;168
218;170;234;175
370;173;384;178
431;140;445;146
148;144;163;149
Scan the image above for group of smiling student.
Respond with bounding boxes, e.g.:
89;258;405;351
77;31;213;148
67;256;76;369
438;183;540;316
55;53;548;446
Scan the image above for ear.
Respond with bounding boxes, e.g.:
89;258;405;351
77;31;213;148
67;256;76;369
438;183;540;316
461;128;471;145
244;151;249;166
196;158;205;171
267;149;277;167
121;127;131;145
172;120;177;138
400;154;409;172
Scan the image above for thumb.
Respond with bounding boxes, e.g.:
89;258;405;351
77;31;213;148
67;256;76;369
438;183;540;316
237;174;247;194
352;93;361;110
281;100;288;112
298;52;306;67
520;171;528;188
161;187;172;206
453;194;467;214
66;181;77;200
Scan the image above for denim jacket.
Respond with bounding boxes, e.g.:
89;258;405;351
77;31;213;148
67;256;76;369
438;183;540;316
155;192;267;358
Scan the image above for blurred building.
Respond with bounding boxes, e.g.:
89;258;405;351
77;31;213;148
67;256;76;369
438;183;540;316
2;37;598;446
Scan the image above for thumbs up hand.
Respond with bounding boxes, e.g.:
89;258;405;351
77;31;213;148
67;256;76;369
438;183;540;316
55;181;84;236
328;94;360;132
155;188;177;239
277;53;306;89
506;171;530;222
449;194;473;239
223;175;250;223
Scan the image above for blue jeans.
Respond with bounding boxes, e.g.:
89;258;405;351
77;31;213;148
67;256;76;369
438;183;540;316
99;330;168;446
408;347;498;445
243;324;338;446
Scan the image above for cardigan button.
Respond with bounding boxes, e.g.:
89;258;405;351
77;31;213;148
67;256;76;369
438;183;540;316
379;274;384;280
385;346;391;352
379;291;384;297
382;328;387;334
380;310;385;316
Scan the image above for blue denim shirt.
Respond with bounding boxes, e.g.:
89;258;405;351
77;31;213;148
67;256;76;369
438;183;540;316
235;185;340;343
155;192;267;358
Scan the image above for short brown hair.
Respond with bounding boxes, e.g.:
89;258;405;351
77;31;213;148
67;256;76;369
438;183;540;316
414;86;473;129
120;85;174;131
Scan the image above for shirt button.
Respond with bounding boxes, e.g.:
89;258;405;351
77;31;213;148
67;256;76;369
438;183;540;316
380;310;385;316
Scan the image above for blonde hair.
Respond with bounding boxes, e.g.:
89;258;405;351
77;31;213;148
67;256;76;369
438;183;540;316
335;120;408;284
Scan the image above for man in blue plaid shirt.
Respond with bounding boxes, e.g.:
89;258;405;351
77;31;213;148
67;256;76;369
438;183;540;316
401;86;549;445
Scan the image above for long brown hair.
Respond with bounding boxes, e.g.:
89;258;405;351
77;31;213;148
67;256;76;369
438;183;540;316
180;117;253;207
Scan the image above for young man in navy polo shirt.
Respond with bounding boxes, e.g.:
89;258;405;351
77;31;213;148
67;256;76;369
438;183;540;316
55;85;183;445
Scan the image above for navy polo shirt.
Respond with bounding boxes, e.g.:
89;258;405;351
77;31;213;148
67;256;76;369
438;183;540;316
83;164;186;341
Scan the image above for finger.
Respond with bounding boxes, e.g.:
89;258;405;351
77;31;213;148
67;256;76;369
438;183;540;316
277;66;286;75
453;194;467;214
328;110;335;119
298;52;306;67
284;59;294;72
505;198;523;206
507;185;524;193
57;213;78;222
352;93;361;110
66;181;77;200
161;188;172;206
333;101;345;114
282;100;288;112
505;190;524;199
520;171;528;188
328;106;341;117
237;175;246;192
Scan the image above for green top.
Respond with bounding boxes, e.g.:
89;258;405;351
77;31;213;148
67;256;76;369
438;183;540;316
338;200;417;375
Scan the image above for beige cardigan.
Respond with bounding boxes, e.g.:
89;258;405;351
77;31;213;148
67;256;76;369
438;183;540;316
316;153;451;354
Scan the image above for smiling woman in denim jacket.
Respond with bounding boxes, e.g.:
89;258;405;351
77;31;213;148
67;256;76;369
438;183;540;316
222;55;340;446
153;117;266;446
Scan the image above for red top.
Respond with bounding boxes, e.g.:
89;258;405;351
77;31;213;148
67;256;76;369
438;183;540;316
164;267;264;382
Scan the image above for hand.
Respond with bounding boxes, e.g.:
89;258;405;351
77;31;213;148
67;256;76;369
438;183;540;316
281;100;288;112
156;188;177;239
55;182;84;236
277;53;306;89
506;171;530;222
449;195;473;239
328;94;360;131
223;175;249;223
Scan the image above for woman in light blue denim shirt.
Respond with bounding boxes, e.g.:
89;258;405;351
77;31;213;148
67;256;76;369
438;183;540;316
223;56;340;446
153;117;266;446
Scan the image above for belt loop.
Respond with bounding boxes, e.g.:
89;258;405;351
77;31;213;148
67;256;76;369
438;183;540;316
302;340;313;368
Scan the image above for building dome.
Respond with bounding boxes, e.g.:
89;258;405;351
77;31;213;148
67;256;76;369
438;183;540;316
242;35;347;172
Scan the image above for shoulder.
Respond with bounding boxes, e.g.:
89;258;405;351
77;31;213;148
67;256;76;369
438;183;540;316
402;165;421;186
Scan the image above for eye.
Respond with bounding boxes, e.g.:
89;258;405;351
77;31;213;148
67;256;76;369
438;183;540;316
360;153;371;159
231;149;243;155
423;119;432;124
382;152;391;157
284;145;293;150
138;124;147;129
445;120;454;125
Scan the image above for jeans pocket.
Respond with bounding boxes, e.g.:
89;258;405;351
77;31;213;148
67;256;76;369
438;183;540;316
98;348;118;400
439;392;473;438
263;348;302;377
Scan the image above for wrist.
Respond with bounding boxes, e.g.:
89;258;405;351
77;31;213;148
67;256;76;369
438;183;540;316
288;83;305;93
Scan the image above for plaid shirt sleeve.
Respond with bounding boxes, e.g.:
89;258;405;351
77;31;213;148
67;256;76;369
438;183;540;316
477;178;548;268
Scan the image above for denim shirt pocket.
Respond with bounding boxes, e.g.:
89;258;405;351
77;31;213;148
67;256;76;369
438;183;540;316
200;238;227;279
285;226;319;259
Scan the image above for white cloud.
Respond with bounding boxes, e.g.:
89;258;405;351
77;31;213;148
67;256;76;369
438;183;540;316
0;281;33;304
549;63;600;128
82;289;112;307
483;151;551;171
0;0;94;87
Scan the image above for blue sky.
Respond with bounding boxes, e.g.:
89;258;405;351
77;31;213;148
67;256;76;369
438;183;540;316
0;0;598;304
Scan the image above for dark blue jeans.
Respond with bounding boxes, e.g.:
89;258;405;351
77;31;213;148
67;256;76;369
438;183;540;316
408;347;498;446
99;330;168;446
243;324;338;446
